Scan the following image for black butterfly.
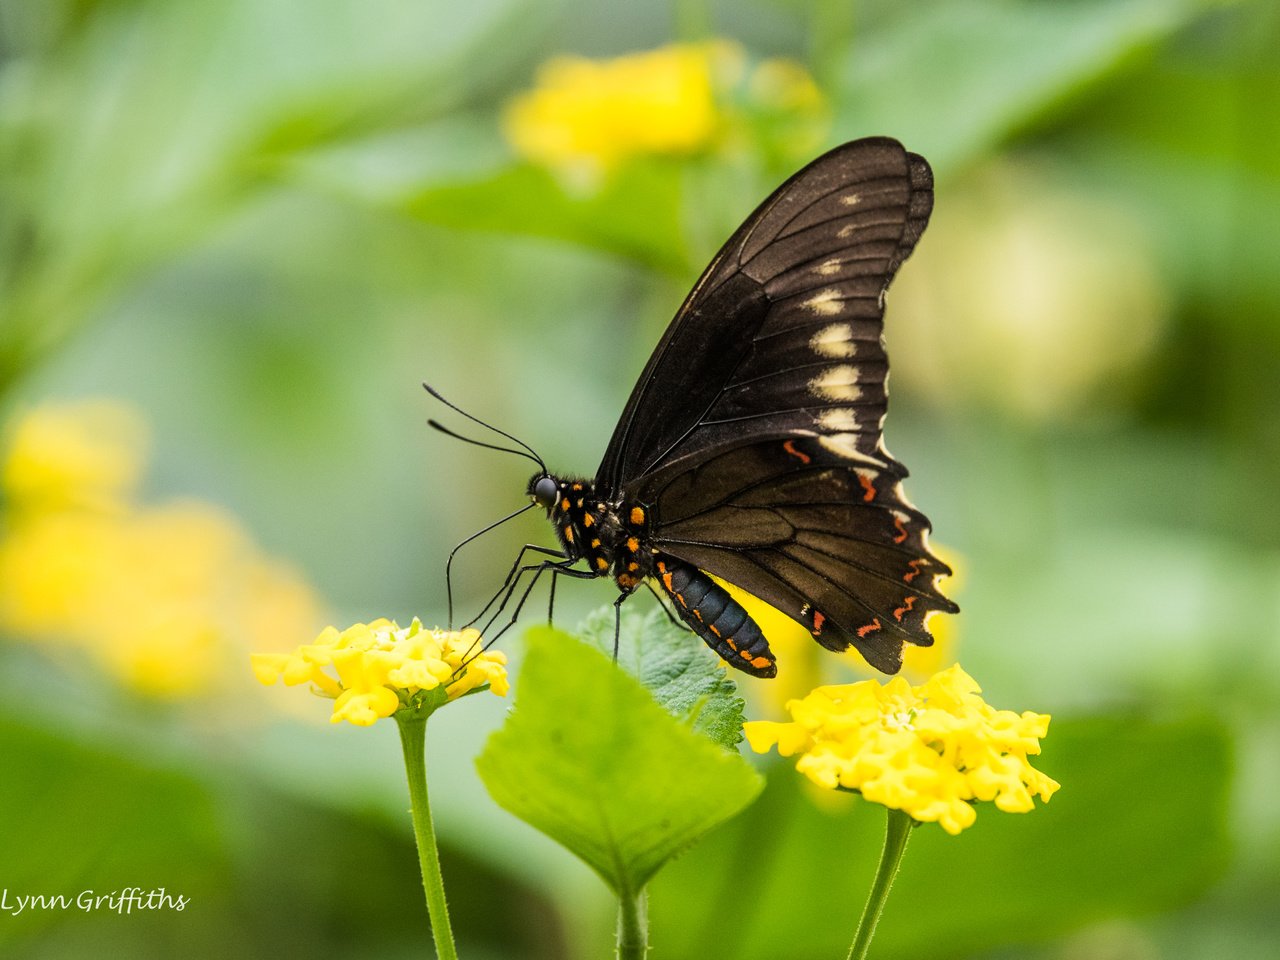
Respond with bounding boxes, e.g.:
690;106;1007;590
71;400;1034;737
458;137;956;678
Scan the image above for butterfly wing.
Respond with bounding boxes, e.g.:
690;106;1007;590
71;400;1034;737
595;137;954;673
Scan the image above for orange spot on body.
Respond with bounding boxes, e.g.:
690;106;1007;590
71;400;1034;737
595;557;608;571
893;596;917;622
591;538;601;548
783;439;811;464
560;498;570;511
857;619;882;638
739;650;752;660
727;638;738;651
626;537;639;553
564;527;574;543
693;609;704;622
750;656;772;669
630;506;645;525
709;624;721;637
571;482;583;491
858;473;877;502
675;592;687;607
583;514;594;527
627;561;639;572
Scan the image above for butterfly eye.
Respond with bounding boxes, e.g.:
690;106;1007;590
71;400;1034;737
531;476;559;510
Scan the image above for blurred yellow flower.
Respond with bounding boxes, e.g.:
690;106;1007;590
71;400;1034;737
0;400;325;699
504;43;831;186
252;619;508;726
744;664;1058;835
888;160;1168;422
2;400;145;514
504;42;740;181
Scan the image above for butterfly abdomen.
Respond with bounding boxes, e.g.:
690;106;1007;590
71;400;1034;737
654;555;777;678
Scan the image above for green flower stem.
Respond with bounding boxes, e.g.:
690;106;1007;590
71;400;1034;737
396;713;459;960
847;807;914;960
617;888;648;960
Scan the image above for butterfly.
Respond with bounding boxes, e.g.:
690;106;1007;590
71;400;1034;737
460;137;956;678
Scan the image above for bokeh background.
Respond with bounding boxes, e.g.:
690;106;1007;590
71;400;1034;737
1;0;1276;957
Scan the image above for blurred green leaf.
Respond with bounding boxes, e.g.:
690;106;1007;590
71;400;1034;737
577;605;749;748
649;712;1232;960
475;626;763;898
839;0;1215;174
400;160;690;273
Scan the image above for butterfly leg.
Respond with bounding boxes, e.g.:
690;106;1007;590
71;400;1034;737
479;558;595;646
643;580;692;633
463;543;567;630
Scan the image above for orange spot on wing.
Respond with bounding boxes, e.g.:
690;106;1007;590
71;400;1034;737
782;439;811;464
892;515;909;544
892;596;917;622
858;473;877;502
904;559;923;583
857;619;882;638
812;610;826;635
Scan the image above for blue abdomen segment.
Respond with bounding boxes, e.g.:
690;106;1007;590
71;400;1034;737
654;554;777;678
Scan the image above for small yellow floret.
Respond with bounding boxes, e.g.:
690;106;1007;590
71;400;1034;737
504;42;740;179
252;619;507;726
744;664;1058;834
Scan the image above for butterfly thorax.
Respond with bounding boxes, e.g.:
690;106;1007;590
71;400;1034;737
528;473;654;594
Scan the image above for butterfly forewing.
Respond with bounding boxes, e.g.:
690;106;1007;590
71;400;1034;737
593;137;955;674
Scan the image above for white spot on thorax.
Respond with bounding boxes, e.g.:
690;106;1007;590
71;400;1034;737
809;365;863;401
810;322;856;358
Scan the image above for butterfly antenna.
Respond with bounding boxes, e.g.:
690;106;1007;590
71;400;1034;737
427;420;544;469
423;382;546;472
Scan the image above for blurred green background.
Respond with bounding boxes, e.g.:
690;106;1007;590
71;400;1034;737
1;0;1276;957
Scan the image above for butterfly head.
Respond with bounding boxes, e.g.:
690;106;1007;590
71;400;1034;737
528;473;560;514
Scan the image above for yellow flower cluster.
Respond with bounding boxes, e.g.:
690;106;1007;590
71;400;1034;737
251;619;508;726
0;400;323;698
505;42;732;179
744;665;1059;835
503;42;827;183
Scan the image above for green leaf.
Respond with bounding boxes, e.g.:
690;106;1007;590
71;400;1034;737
577;604;750;749
838;0;1212;175
648;712;1232;960
475;627;764;898
399;160;690;273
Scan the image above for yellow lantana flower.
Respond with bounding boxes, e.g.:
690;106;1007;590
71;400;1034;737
504;42;740;180
252;619;508;726
0;400;326;699
744;664;1058;835
2;400;145;514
